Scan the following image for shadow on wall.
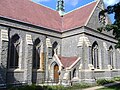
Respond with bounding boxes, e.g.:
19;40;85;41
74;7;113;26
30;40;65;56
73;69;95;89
0;64;6;84
0;63;19;84
5;30;21;84
0;64;25;89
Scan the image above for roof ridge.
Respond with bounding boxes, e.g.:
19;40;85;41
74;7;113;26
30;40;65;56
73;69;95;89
64;0;97;15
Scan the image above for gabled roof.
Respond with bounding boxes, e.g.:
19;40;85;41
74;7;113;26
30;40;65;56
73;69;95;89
58;56;78;68
0;0;62;31
62;1;97;31
0;0;98;32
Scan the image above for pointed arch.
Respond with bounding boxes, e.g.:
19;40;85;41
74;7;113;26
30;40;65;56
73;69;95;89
52;41;58;56
54;63;59;82
32;38;41;69
50;61;59;82
91;41;99;69
108;46;114;68
9;34;20;68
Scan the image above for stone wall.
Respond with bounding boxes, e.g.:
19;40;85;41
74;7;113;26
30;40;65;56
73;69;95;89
0;18;62;84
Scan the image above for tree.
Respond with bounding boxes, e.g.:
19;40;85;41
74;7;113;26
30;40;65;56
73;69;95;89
98;2;120;48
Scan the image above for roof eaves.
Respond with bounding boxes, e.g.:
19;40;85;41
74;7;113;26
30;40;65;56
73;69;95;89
61;26;84;33
0;15;62;32
84;0;100;26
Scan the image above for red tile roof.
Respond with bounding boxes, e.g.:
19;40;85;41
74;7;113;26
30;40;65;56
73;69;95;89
0;0;97;32
62;1;97;31
0;0;62;31
58;56;78;68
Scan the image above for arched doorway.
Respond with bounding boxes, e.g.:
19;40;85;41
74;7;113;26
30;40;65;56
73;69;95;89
54;64;59;83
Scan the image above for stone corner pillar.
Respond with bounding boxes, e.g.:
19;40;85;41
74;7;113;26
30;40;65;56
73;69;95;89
45;38;52;81
24;34;33;85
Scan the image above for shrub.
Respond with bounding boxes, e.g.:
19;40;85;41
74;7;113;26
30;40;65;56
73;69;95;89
7;83;92;90
96;79;115;85
8;84;43;90
43;85;66;90
66;83;91;90
114;77;120;81
22;84;36;90
73;83;91;88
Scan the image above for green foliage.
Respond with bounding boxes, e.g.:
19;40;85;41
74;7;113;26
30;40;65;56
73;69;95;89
41;84;91;90
66;83;92;90
96;79;115;85
113;77;120;81
8;85;36;90
43;85;66;90
98;2;120;48
7;83;93;90
7;85;66;90
73;83;91;88
23;84;36;90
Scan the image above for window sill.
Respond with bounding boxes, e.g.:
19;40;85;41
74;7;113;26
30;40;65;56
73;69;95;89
32;69;44;72
93;69;105;72
112;69;118;72
7;68;24;72
93;69;118;72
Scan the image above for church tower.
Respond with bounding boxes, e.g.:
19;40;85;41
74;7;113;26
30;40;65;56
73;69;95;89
56;0;65;16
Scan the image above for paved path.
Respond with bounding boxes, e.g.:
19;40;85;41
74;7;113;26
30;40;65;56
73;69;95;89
82;81;120;90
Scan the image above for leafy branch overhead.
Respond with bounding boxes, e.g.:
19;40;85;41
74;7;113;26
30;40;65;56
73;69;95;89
98;2;120;48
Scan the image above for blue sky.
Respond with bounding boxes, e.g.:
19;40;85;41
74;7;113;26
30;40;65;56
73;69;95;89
31;0;120;22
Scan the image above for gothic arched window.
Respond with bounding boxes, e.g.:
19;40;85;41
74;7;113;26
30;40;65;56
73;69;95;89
108;46;114;68
92;41;99;69
9;34;20;68
52;41;58;56
33;38;41;69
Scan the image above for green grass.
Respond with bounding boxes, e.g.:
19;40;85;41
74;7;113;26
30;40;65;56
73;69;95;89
97;84;120;90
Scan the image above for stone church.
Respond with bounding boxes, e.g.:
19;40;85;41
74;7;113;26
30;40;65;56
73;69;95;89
0;0;120;85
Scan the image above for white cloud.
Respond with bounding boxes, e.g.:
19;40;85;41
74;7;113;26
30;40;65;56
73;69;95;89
70;0;79;6
103;0;120;6
32;0;51;3
65;0;81;7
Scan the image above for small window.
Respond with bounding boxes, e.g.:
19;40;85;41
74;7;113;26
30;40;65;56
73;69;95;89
108;46;114;68
52;41;58;56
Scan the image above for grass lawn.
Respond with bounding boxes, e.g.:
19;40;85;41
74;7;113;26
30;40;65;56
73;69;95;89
97;84;120;90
